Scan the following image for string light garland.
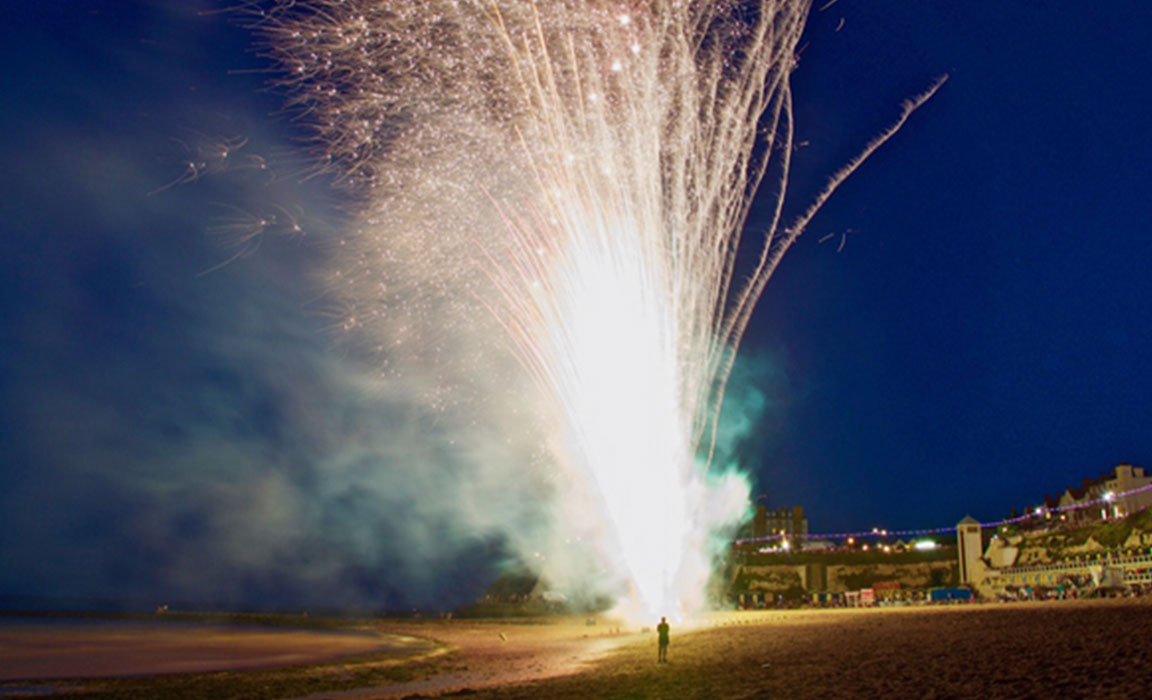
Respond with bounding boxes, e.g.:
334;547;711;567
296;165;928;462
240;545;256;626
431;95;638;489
735;482;1152;546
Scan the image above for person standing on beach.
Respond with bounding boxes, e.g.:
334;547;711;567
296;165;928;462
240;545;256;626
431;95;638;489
657;616;670;662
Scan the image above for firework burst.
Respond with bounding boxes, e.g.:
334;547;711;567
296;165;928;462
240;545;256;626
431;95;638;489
259;0;941;620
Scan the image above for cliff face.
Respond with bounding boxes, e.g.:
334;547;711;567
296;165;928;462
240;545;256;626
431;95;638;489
997;509;1152;566
732;561;957;595
738;565;804;593
829;562;957;591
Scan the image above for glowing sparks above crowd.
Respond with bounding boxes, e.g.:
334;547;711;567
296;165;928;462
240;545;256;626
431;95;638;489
260;1;941;620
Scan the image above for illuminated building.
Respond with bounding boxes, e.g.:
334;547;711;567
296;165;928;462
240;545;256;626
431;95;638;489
1043;463;1152;523
752;504;808;542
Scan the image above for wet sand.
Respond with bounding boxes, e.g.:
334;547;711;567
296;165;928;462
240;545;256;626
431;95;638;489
313;618;636;698
0;621;435;680
351;599;1152;699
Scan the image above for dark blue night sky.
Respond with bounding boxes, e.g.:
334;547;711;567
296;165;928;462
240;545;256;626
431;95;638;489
751;1;1152;532
2;1;1150;609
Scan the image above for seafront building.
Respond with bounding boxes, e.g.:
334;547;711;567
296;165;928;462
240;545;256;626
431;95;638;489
728;463;1152;606
961;463;1152;598
752;504;808;542
1038;463;1152;523
956;516;982;585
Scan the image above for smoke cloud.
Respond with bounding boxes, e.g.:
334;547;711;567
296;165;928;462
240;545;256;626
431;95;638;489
0;2;790;614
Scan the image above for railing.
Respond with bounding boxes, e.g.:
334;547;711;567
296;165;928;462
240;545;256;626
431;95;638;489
987;549;1152;589
997;550;1152;578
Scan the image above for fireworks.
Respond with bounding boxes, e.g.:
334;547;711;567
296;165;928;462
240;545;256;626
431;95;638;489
259;1;941;620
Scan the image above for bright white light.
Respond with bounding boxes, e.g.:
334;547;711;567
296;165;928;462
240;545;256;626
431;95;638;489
544;211;692;618
914;540;936;551
1104;491;1115;502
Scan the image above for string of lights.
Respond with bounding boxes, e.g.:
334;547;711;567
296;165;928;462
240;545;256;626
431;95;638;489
735;481;1152;546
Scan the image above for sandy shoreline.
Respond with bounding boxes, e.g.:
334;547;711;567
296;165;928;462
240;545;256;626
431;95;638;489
4;600;1151;699
357;599;1152;699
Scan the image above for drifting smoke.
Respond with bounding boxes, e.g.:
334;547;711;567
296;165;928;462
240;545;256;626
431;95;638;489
251;0;942;620
0;1;557;612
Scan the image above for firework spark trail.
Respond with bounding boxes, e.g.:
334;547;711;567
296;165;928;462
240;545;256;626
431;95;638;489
260;1;937;620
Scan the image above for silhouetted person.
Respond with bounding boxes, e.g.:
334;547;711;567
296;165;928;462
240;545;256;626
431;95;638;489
657;616;670;662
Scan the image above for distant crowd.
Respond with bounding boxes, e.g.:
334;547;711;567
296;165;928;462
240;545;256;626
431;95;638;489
996;575;1152;602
